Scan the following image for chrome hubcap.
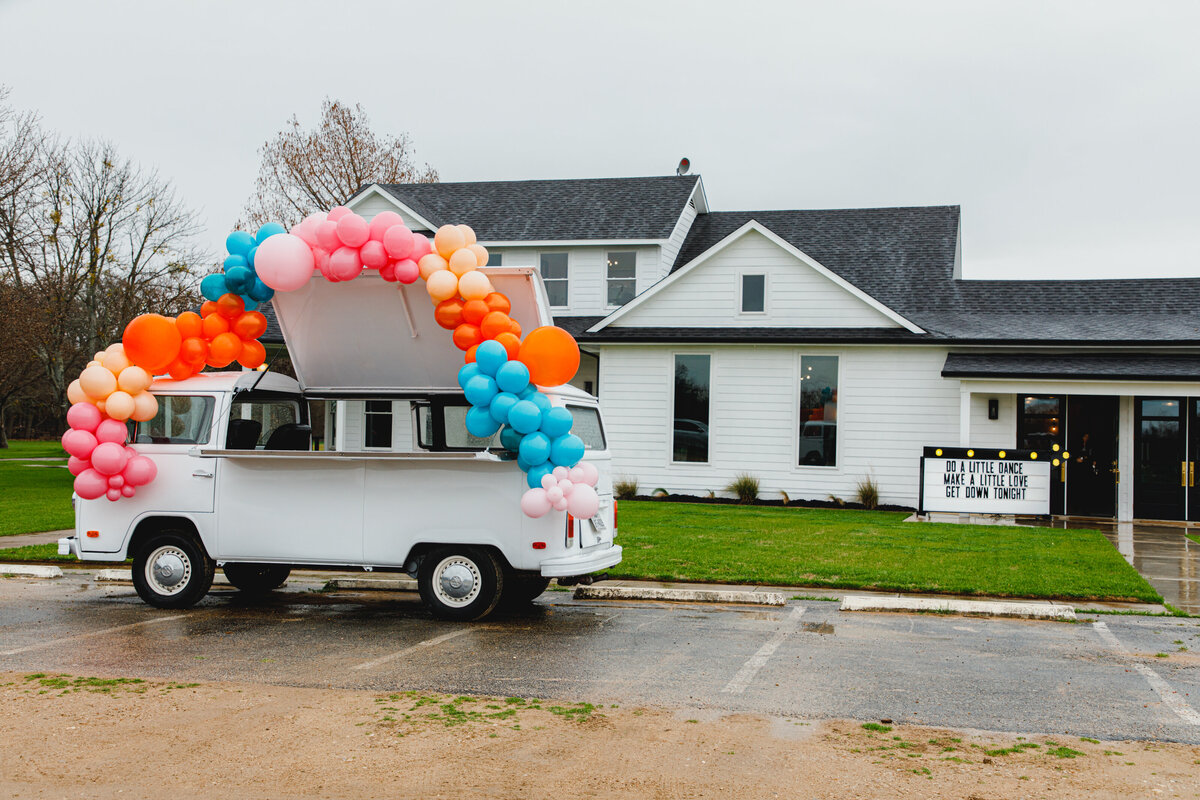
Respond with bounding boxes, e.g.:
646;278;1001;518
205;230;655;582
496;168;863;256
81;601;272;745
146;546;191;595
433;557;481;606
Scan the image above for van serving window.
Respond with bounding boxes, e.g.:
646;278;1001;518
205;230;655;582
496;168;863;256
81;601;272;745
416;400;503;451
130;395;215;445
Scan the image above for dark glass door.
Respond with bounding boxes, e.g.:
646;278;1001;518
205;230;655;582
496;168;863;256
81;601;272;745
1066;397;1118;517
1018;395;1065;515
1189;400;1200;520
1134;397;1186;520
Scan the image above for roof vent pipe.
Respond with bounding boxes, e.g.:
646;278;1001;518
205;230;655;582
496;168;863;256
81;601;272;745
676;157;690;176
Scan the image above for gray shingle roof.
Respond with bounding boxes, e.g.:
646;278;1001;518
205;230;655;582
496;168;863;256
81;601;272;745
943;352;1200;381
366;175;700;241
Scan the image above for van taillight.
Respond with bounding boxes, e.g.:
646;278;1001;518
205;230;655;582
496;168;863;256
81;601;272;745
566;513;575;547
613;500;618;533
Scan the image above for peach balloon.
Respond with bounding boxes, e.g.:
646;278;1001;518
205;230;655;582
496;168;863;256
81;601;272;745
417;253;448;280
448;248;478;277
456;224;477;246
117;366;152;394
79;364;117;400
457;270;493;301
468;243;489;267
130;391;159;422
67;379;90;405
426;270;460;302
105;390;136;421
434;225;466;259
102;344;131;375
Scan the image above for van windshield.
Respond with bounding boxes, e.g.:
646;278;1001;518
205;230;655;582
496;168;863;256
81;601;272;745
131;395;215;445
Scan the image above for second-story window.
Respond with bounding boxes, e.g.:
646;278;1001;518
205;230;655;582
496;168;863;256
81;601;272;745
540;253;568;307
606;251;636;306
486;251;502;266
741;274;766;313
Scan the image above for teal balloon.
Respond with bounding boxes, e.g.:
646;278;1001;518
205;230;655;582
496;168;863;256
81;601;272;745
495;361;530;394
245;245;258;268
518;431;551;466
475;340;508;376
516;453;533;472
200;273;229;301
255;222;287;243
540;406;573;438
223;254;248;271
489;391;519;424
530;392;552;415
517;385;537;401
224;265;254;294
499;424;523;452
457;363;482;390
549;433;585;467
240;295;259;312
508;400;542;434
465;405;502;438
464;374;498;407
527;462;554;489
247;278;274;303
226;230;255;257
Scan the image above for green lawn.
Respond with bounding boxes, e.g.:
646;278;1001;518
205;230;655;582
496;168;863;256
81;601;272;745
0;460;74;536
611;501;1161;602
0;543;76;562
0;440;67;459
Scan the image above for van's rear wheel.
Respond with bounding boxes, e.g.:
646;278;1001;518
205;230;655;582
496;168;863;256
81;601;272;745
222;563;291;595
501;574;552;607
418;546;504;621
131;531;214;609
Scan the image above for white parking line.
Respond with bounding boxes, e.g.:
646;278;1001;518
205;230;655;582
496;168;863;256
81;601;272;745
721;606;806;694
351;628;473;671
0;615;185;657
1093;621;1200;727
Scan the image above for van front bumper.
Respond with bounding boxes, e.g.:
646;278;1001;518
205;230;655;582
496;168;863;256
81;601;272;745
539;544;622;578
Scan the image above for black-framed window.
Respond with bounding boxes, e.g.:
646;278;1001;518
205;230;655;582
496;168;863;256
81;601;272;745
1017;395;1063;453
364;400;393;449
486;251;502;266
606;251;636;306
798;356;838;466
566;405;606;450
673;354;710;462
741;274;765;313
540;253;568;306
131;395;215;445
416;399;502;451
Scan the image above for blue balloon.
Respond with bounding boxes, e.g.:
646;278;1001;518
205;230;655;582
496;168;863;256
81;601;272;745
247;278;275;303
457;362;482;390
499;424;523;452
527;462;554;490
464;374;498;407
495;361;530;394
245;245;258;268
465;405;502;438
256;222;287;243
226;230;255;257
240;295;259;312
549;433;585;467
530;392;553;415
489;391;519;424
224;265;254;294
516;453;533;472
507;400;542;434
475;340;508;376
518;431;552;466
200;273;229;301
517;385;538;401
223;254;248;272
540;406;573;438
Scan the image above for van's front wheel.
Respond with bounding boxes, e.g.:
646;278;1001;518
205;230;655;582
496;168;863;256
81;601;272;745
131;532;214;609
418;546;504;621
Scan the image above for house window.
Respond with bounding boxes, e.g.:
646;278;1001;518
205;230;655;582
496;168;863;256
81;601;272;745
606;251;636;306
486;251;502;266
364;400;393;449
540;253;568;307
741;274;765;313
673;354;710;463
798;356;838;466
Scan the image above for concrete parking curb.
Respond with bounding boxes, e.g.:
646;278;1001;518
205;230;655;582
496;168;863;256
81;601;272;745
574;584;788;606
840;595;1076;620
0;564;63;579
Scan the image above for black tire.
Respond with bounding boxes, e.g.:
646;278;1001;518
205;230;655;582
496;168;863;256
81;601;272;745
418;546;504;621
501;574;552;607
222;563;291;595
131;530;214;609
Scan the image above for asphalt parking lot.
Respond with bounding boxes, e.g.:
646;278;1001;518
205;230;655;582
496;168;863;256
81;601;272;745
2;571;1198;744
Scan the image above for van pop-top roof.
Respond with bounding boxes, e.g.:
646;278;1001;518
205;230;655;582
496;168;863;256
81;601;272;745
271;267;554;396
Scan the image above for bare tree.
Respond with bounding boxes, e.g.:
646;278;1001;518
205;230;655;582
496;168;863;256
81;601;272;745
0;86;52;288
242;98;438;229
0;283;47;447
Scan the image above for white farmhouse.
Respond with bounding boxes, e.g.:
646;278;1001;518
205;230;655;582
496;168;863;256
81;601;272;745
260;174;1200;523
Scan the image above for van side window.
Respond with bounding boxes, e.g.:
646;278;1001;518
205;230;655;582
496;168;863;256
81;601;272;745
229;395;304;450
416;401;503;451
132;396;215;445
566;406;606;450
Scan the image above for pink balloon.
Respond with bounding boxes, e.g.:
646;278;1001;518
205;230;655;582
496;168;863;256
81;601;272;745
410;233;432;261
558;478;575;496
67;455;90;476
121;484;137;498
316;220;340;252
336;213;369;248
124;445;138;457
329;247;364;281
394;258;419;284
255;233;316;292
73;468;108;500
91;441;130;476
383;224;414;259
292;218;320;248
107;474;125;488
369;211;405;241
552;466;569;481
66;402;102;432
327;205;352;221
552;495;570;512
95;418;128;445
360;240;388;269
566;483;599;519
520;488;552;518
378;262;397;282
123;455;157;486
568;466;585;484
62;428;98;460
106;488;121;502
546;486;564;504
575;461;599;487
540;473;557;490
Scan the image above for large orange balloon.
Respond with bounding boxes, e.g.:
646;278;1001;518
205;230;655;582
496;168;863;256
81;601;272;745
518;326;580;387
122;314;182;374
232;311;268;340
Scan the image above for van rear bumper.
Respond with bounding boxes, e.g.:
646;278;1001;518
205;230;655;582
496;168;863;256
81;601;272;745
538;544;622;578
58;537;79;558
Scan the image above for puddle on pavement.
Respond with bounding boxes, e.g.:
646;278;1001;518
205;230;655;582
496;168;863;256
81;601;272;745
800;621;834;635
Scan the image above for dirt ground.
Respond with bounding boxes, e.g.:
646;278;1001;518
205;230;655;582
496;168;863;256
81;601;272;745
1;671;1197;799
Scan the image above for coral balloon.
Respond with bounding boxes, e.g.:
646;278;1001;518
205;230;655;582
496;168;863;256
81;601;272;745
394;259;420;284
480;311;512;340
208;332;243;367
79;364;118;400
117;366;152;394
232;311;268;340
238;339;266;369
335;213;369;247
417;253;448;280
123;314;182;374
461;299;489;325
426;270;459;302
131;391;159;422
101;344;131;375
434;299;465;330
448;248;478;277
360;240;388;269
95;418;128;444
368;211;405;241
457;270;493;301
67;455;90;476
121;484;136;498
202;313;230;338
124;455;157;486
328;247;363;281
216;293;245;319
468;243;489;267
410;233;432;261
66;402;102;433
61;429;98;459
518;326;581;386
90;442;130;476
327;205;352;221
316;220;340;252
452;323;482;351
67;379;89;405
484;292;510;314
105;391;136;421
383;224;414;259
255;232;316;292
176;311;203;339
434;224;466;259
74;468;108;500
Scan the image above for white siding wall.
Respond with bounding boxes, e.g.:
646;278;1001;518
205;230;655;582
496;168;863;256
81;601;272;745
336;400;414;452
349;192;431;232
612;230;902;329
596;344;960;507
659;199;698;280
479;245;661;317
968;393;1017;449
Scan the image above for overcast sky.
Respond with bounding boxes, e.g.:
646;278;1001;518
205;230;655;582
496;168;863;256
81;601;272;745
2;0;1197;279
